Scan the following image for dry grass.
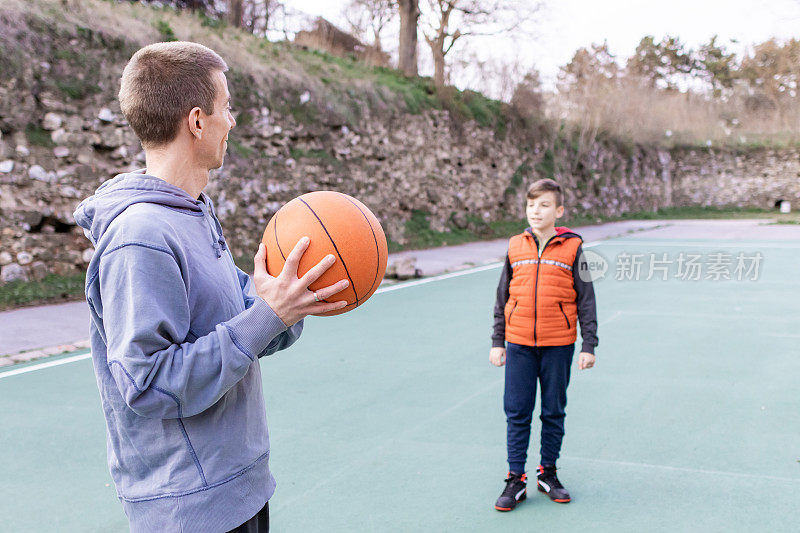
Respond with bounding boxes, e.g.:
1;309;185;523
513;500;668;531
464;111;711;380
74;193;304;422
17;0;796;150
550;78;800;149
14;0;290;78
5;0;423;123
10;0;384;108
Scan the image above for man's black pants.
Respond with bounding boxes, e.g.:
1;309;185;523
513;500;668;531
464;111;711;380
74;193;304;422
228;501;269;533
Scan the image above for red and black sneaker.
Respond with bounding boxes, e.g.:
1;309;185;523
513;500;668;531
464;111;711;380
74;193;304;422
536;464;570;503
494;472;527;511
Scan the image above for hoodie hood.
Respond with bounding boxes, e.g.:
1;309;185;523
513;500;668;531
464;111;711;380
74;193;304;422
74;169;203;245
524;226;581;242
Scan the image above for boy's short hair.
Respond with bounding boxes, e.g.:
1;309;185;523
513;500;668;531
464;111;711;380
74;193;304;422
526;179;563;207
119;41;228;148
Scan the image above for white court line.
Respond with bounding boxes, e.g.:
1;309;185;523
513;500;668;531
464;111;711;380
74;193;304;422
0;352;91;380
1;264;508;379
370;240;608;294
563;455;800;483
619;310;793;321
0;238;612;379
600;240;800;249
272;376;505;513
599;310;622;325
374;262;502;293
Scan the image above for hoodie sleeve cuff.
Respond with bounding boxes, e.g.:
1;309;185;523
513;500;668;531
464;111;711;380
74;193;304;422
492;338;506;348
581;341;596;355
226;297;288;359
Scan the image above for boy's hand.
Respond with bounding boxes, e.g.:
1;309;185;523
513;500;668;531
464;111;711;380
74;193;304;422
578;352;595;370
490;347;506;367
253;238;349;326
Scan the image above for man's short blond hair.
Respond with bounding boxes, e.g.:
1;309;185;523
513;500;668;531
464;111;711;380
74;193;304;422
119;41;228;148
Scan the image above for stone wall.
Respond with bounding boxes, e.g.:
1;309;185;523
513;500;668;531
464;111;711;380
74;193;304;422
1;7;798;284
671;148;800;208
5;95;800;284
0;94;680;283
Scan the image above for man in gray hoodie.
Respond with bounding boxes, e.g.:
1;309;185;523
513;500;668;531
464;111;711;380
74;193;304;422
74;42;349;532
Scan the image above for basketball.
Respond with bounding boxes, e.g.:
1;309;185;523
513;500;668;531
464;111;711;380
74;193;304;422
261;191;388;316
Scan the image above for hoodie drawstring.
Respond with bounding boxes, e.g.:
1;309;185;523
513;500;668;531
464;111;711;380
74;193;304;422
199;203;225;259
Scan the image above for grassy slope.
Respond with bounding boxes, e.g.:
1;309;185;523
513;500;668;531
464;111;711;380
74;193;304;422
3;0;505;131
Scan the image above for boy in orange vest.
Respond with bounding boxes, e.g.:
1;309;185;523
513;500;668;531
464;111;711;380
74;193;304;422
490;178;598;511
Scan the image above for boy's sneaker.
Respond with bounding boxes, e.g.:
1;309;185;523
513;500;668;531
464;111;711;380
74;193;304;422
536;464;571;503
494;472;527;511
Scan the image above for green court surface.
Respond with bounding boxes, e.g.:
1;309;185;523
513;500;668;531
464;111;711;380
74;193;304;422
1;234;798;532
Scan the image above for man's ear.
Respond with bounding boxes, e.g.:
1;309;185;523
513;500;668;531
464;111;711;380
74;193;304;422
556;205;565;218
188;106;203;140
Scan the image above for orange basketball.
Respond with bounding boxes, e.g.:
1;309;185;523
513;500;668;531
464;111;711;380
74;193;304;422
261;191;388;316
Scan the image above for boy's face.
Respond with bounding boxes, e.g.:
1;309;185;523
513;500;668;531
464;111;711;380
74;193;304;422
526;192;564;233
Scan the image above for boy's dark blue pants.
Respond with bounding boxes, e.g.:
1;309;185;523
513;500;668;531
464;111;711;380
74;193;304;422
504;342;574;474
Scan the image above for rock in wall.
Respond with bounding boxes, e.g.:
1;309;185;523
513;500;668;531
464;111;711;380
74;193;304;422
671;148;800;208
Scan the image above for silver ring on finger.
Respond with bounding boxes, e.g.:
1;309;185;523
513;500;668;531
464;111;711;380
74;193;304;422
313;291;321;302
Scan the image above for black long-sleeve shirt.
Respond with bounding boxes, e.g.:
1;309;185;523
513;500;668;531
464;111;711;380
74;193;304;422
491;243;598;353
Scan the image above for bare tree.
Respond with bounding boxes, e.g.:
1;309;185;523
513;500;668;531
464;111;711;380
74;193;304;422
558;41;619;94
421;0;539;88
511;70;544;119
740;38;800;113
449;50;528;101
228;0;244;28
265;2;311;41
344;0;396;54
398;0;419;76
243;0;284;39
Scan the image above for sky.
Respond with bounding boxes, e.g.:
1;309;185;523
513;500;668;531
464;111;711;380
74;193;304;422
283;0;800;95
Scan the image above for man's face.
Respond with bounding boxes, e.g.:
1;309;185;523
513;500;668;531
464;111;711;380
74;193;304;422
526;191;564;232
200;70;236;169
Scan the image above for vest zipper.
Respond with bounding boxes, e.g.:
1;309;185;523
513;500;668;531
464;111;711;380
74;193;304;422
532;234;557;345
508;300;518;322
558;302;570;329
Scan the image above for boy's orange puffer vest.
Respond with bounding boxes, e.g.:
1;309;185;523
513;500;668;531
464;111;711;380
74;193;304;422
505;227;582;347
